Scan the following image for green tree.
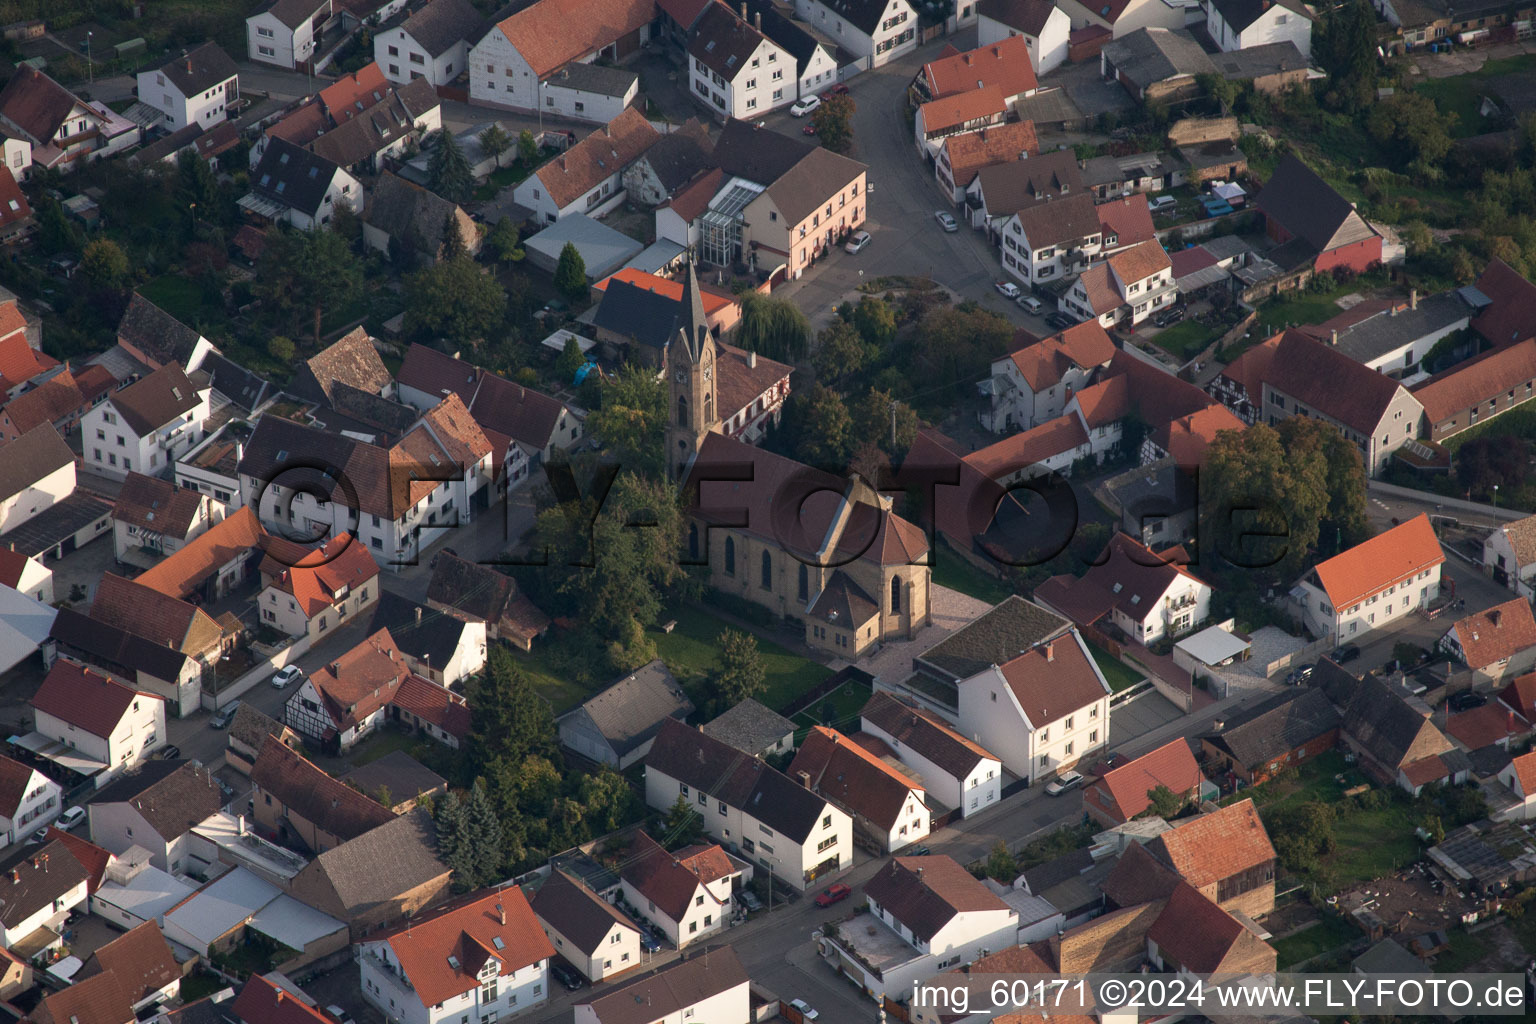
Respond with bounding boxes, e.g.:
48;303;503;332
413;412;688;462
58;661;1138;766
484;216;524;265
811;94;856;154
1276;416;1369;557
427;129;474;204
1144;785;1184;819
267;335;295;363
464;778;505;888
432;790;473;886
851;295;897;346
577;769;636;835
739;292;811;362
712;629;766;708
586;364;667;479
985;840;1018;882
80;238;129;289
404;256;506;348
177;148;224;228
556;334;588;385
554;241;587;299
35;198;82;255
439;211;467;262
478;124;511;169
811;318;870;387
851;388;918;457
662;793;705;847
518;129;540;167
465;647;559;767
910;304;1013;408
1315;0;1378;111
256;226;364;344
791;384;853;468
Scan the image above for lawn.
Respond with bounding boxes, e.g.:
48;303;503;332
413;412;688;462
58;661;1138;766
652;606;833;714
472;157;544;201
342;727;427;769
791;678;874;735
1432;933;1488;973
510;645;593;715
1148;319;1219;362
139;274;225;328
1416;53;1536;138
1255;289;1352;335
932;554;1014;606
1089;643;1144;693
1271;914;1359;968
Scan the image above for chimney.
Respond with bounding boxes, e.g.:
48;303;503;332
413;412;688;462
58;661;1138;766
748;350;757;369
915;866;923;882
238;815;246;836
797;770;811;788
277;991;285;1004
498;903;506;925
1491;608;1502;627
756;11;762;29
415;606;423;624
1044;641;1054;662
1330;329;1338;345
1410;288;1418;310
741;2;747;17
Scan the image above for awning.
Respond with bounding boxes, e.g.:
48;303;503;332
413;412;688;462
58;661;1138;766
9;732;109;775
238;193;288;220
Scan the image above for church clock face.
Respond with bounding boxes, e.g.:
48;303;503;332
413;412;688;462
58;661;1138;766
703;366;712;382
675;369;687;383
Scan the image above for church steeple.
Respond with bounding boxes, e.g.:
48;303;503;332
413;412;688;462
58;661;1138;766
666;255;717;481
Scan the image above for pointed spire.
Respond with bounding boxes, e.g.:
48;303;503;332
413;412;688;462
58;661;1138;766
680;254;709;361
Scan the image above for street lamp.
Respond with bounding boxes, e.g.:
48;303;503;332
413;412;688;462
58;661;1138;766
85;31;93;84
1493;484;1500;507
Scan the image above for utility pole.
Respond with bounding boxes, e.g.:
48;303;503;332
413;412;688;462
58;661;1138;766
86;32;93;84
890;400;897;451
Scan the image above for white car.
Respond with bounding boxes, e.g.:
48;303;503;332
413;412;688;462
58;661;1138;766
1044;770;1085;796
844;230;872;254
994;281;1021;300
56;806;85;831
271;665;303;689
1148;195;1177;213
789;999;819;1020
790;96;820;117
1018;295;1044;314
326;1006;356;1024
934;211;959;232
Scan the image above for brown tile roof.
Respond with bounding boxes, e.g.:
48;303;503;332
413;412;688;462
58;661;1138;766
688;2;766;78
319;63;390;120
1264;329;1413;435
1099;839;1180;908
919;85;1007;136
533;107;660;210
300;327;391;405
426;552;549;644
229;976;332;1024
789;726;923;830
251;735;397;841
806;569;878;627
1034;532;1205;629
1012;191;1101;249
994;631;1110;728
1413;336;1536;425
109;363;204;436
377;886;554;1006
47;828;112;894
763;145;868;228
116;293;204;372
0;165;31;235
966;412;1089;479
1471;258;1536;347
130;507;267;602
1216;331;1278;406
0;66;85;144
860;691;998;780
110;472;205;538
715;342;791;422
977;0;1060;34
2;368;84;433
1085;738;1203;823
974;151;1084;219
1312;514;1443;609
29;966;133;1024
1007;320;1116;391
493;0;658;78
91;760;221;843
1499;672;1536;724
1449;597;1536;670
578;946;748;1024
863;855;1010;942
391;674;471;740
310;83;439;170
622;832;728;921
942;122;1038;189
923;35;1038;99
1154;404;1244;467
1097;195;1156;248
0;753;37;817
31;660;151;739
1071;262;1120;316
81;921;178;1003
91;573;221;655
1148;798;1275;887
308;628;415;732
419;392;492;466
0;422;73;501
1444;702;1526;751
530;869;638;954
1489;514;1536;570
1107;237;1170;282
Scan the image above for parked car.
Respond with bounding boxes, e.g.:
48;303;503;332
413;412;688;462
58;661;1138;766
736;889;763;912
789;999;820;1020
934;210;959;232
1045;312;1076;330
325;1007;355;1024
210;701;241;729
56;806;85;832
1018;295;1044;314
1285;663;1315;686
814;883;852;907
271;665;302;689
802;124;817;136
153;745;181;760
994;280;1021;299
1448;690;1488;712
1331;644;1361;664
550;963;585;991
819;83;849;100
844;230;872;254
904;843;932;856
1044;770;1084;796
638;927;662;953
1153;305;1186;327
1148;195;1178;213
790;96;820;117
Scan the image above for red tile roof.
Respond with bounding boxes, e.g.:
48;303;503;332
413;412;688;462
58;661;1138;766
391;674;471;740
1509;749;1536;796
1169;245;1217;278
319;63;390;122
919;85;1006;136
1107;237;1170;282
31;660;150;740
0;753;36;817
1072;262;1120;317
942;122;1038;189
1311;514;1443;610
1263;330;1411;435
1448;597;1536;670
1148;881;1257;973
1412;337;1536;426
377;886;555;1006
1007;320;1116;391
0;546;37;591
1402;753;1454;787
923;35;1038;100
494;0;659;80
533;108;661;209
1499;672;1536;724
1218;332;1279;405
47;828;112;893
966;413;1089;479
592;267;738;316
1034;533;1205;630
1150;798;1275;887
86;920;178;1005
308;628;413;732
1155;405;1244;467
0;299;26;343
622;832;728;921
1444;702;1526;752
789;726;924;831
230;976;333;1024
1471;258;1536;347
662;166;724;223
1097;196;1156;248
0;367;82;434
1085;738;1203;823
0;166;30;234
0;333;50;390
132;506;267;601
260;532;380;618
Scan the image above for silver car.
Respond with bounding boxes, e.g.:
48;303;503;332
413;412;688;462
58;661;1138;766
934;211;959;232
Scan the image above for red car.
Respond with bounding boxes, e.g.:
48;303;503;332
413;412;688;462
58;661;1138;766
802;124;817;135
820;83;850;100
814;883;852;907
